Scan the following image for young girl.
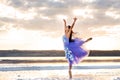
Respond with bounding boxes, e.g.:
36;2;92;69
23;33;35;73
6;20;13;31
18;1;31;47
62;17;92;79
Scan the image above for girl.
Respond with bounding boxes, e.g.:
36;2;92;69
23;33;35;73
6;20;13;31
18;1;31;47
62;17;92;79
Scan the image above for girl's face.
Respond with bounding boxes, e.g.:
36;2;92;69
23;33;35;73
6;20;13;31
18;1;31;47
65;26;70;33
65;26;70;32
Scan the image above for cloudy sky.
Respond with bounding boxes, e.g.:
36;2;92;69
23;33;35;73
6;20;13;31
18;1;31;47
0;0;120;50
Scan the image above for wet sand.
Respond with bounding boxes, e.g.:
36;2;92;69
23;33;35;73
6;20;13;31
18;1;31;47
0;69;120;80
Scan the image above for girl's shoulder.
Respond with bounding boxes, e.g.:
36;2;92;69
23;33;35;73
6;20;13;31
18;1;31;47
63;35;67;39
63;35;69;42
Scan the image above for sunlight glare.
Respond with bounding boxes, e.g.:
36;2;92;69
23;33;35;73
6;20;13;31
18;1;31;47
6;28;25;43
30;36;63;50
86;37;116;50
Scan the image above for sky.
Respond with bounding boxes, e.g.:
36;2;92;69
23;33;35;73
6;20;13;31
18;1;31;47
0;0;120;50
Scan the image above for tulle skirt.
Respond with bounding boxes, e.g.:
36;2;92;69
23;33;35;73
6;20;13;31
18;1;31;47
63;35;89;65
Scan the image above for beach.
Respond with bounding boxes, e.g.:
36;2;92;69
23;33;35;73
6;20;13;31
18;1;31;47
0;68;120;80
0;57;120;80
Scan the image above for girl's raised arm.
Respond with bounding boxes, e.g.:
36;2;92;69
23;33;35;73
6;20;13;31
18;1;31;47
63;19;67;28
71;17;77;29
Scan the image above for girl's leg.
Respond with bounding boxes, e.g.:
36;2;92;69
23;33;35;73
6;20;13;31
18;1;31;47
69;63;72;79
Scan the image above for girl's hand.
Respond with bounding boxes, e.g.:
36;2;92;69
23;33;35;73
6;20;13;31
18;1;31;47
63;19;66;22
73;17;77;21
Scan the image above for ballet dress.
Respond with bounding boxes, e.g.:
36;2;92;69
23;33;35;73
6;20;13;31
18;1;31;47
63;35;89;65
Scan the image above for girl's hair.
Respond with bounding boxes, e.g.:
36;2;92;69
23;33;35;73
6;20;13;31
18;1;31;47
67;25;71;29
69;31;72;42
67;25;74;42
69;30;74;42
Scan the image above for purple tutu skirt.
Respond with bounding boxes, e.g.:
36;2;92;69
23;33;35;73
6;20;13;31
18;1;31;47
63;35;89;65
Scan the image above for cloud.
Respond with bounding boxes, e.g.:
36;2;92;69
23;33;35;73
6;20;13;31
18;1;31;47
0;0;120;37
0;0;120;50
